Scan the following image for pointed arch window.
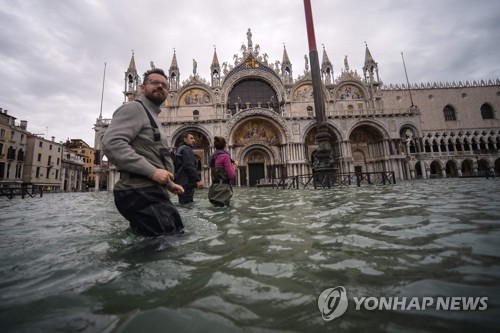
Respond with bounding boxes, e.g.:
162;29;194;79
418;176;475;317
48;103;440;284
443;105;457;121
480;103;494;119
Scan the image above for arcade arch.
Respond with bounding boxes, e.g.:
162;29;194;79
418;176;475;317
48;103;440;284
304;124;341;170
230;117;285;186
171;127;211;171
348;124;387;174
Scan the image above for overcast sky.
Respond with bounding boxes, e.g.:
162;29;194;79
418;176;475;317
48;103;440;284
1;0;499;147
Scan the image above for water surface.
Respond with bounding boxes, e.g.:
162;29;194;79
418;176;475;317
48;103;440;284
1;178;499;332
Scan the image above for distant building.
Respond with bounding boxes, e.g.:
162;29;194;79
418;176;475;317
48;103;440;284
23;135;63;191
0;109;29;186
63;139;95;190
61;146;84;192
94;30;500;190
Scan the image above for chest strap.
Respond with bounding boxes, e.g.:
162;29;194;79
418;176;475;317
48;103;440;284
135;100;161;142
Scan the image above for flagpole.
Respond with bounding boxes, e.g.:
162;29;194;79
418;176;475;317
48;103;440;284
303;0;336;186
401;52;415;107
99;62;106;119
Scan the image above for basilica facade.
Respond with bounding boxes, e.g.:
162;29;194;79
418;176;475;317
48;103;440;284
94;29;500;189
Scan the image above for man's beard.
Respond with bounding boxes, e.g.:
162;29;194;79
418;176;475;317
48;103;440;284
148;90;166;106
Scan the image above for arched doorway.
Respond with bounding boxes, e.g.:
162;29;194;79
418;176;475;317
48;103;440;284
231;117;284;186
247;149;267;186
349;124;385;173
445;160;459;177
352;149;366;174
430;161;442;178
461;159;474;177
415;161;423;178
477;159;490;176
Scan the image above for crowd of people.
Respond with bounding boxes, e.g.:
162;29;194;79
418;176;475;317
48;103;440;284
102;68;237;237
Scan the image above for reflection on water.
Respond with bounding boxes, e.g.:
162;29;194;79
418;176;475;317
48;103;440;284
1;178;499;332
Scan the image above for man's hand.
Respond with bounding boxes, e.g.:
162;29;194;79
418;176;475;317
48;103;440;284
196;180;204;189
167;182;184;195
151;168;174;185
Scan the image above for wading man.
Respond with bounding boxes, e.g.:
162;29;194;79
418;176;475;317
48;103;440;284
102;68;185;237
175;132;203;204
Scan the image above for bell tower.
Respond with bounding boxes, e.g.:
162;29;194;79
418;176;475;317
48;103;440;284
168;50;180;91
211;46;221;87
281;45;293;84
124;51;140;102
321;45;333;85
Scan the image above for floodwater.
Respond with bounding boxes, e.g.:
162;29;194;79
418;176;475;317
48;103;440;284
1;178;499;333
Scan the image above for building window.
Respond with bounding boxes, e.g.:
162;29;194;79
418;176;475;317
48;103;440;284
39;141;43;148
36;167;40;178
193;110;200;120
443;105;457;121
480;103;494;119
49;144;53;150
37;153;42;162
307;106;314;117
0;128;5;138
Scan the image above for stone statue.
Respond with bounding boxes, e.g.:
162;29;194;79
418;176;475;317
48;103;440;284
263;53;269;65
304;55;309;72
247;28;253;48
254;44;260;56
193;59;197;75
344;55;349;71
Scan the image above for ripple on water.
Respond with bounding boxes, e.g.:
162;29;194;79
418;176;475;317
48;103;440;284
1;180;500;332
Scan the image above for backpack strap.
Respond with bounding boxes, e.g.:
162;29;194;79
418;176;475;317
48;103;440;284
174;145;186;177
135;100;161;142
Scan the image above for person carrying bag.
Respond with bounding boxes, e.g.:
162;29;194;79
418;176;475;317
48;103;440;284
208;136;238;207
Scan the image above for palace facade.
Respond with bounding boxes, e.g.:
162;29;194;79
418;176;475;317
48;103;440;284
94;30;500;189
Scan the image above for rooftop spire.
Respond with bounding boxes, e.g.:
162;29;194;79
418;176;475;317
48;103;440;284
321;44;332;68
282;44;291;65
364;42;375;68
127;50;137;74
169;49;179;71
211;45;220;70
363;42;380;83
321;44;333;84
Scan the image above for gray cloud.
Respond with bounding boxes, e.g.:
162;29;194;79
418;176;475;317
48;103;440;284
1;0;499;146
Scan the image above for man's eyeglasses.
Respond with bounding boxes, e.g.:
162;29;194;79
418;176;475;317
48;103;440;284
146;80;168;89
